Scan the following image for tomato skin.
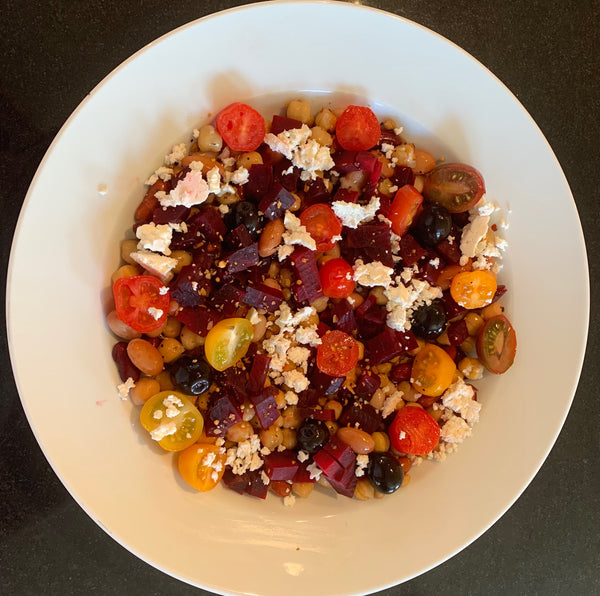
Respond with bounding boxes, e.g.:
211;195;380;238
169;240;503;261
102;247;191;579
450;270;497;309
140;391;203;452
335;105;381;151
411;343;456;397
476;314;517;374
216;102;265;152
204;317;253;371
319;258;355;298
316;330;360;377
113;275;170;334
299;204;343;252
388;184;424;236
178;443;226;491
422;163;485;213
389;406;440;455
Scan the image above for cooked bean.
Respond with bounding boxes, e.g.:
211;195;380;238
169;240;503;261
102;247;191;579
286;99;311;123
292;482;314;498
282;428;297;450
340;170;366;191
458;357;484;380
464;312;485;336
106;310;141;340
310;296;329;313
281;405;302;429
354;478;375;500
372;431;391;453
197;124;223;153
237;151;263;169
162;316;182;338
337;427;375;454
325;400;343;421
180;326;205;350
129;377;160;406
413;149;436;174
226;421;253;443
170;250;193;273
481;301;503;320
260;426;283;451
392;143;416;168
120;239;139;265
158;337;185;363
310;125;332;146
314;108;337;132
155;370;174;391
258;218;284;257
111;264;140;284
262;278;282;291
347;292;364;310
126;338;164;376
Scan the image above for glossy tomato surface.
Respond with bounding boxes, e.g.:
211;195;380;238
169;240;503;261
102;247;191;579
319;258;355;298
299;204;342;252
113;275;169;333
422;163;485;213
389;406;440;455
476;314;517;374
316;330;360;377
335;105;381;151
216;102;265;152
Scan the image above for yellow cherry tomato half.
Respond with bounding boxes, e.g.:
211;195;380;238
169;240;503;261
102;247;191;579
140;390;203;452
178;443;227;491
411;344;456;397
450;270;497;309
204;317;253;371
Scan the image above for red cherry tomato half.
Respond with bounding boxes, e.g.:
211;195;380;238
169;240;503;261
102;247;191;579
476;314;517;374
113;275;170;334
316;330;360;377
335;105;381;151
319;258;355;299
299;203;343;252
216;102;265;152
422;163;486;213
388;184;424;236
389;406;440;455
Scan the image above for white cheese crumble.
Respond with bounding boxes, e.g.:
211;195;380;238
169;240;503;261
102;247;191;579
130;250;178;282
331;196;380;229
353;259;394;288
136;223;174;256
284;391;299;406
283;494;296;507
297;450;309;463
147;307;163;321
145;166;174;186
307;461;322;481
226;433;264;475
153;410;163;420
355;454;369;477
441;378;481;425
440;415;471;444
164;143;188;166
282;211;316;251
281;369;310;393
157;170;209;208
381;389;404;418
116;377;135;401
150;421;177;441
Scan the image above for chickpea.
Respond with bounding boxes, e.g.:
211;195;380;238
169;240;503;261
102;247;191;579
120;239;139;265
250;313;267;343
372;431;390;453
180;326;205;351
170;250;193;273
286;99;312;124
464;312;485;336
258;218;284;257
310;125;333;146
392;143;416;168
158;337;185;364
260;426;283;451
282;428;297;450
481;301;504;320
413;149;436;174
458;357;485;380
162;316;182;339
354;478;375;500
281;405;302;429
226;421;253;443
111;264;140;284
340;170;366;192
155;370;174;391
292;482;314;499
347;292;364;310
310;296;329;313
315;108;337;132
237;151;263;169
325;400;343;420
129;377;160;406
369;286;388;306
197;124;223;153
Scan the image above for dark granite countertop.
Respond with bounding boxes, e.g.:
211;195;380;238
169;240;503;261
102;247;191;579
1;1;598;594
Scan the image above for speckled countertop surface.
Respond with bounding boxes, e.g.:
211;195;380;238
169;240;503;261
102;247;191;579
1;1;598;594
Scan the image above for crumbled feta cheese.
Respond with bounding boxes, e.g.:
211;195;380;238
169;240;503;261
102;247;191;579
277;304;315;328
297;450;309;463
147;307;163;321
353;259;394;288
145;166;174;186
117;377;135;401
158;170;209;208
206;166;221;194
381;390;404;418
284;391;299;406
277;244;295;261
355;454;369;477
228;166;249;186
136;222;174;256
150;421;177;441
459;215;490;264
153;410;163;420
295;324;321;346
130;250;178;282
440;415;471;444
247;307;261;325
164;143;188;166
331;196;380;229
385;275;442;332
282;211;316;251
282;369;309;393
307;461;322;481
226;434;264;475
260;470;271;485
283;494;296;507
159;286;169;295
441;378;481;425
286;346;311;367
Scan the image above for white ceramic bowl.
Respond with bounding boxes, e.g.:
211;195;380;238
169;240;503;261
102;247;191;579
7;2;588;595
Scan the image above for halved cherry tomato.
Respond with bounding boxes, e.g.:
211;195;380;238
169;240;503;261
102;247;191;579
204;317;253;371
113;275;170;334
140;391;203;452
316;330;360;377
216;102;265;152
299;203;343;252
450;270;497;309
178;443;227;491
436;260;472;291
476;314;517;374
335;105;381;151
388;184;424;236
411;343;456;397
319;258;355;298
422;163;485;213
389;406;440;455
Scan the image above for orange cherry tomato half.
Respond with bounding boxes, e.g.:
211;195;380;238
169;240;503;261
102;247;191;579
335;105;381;151
450;270;497;309
299;203;343;252
316;330;360;377
113;275;170;334
388;184;424;236
178;443;227;491
411;343;456;397
319;258;355;299
216;102;265;152
476;314;517;374
422;162;485;213
389;406;440;455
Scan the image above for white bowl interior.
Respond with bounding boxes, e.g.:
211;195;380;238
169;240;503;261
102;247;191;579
7;3;588;595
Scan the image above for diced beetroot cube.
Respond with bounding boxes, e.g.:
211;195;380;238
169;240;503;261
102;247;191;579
190;206;227;243
355;294;377;320
396;328;419;352
263;451;300;481
367;324;404;363
309;368;345;395
355;151;382;195
299;407;336;422
222;468;250;494
270;114;303;135
193;249;216;271
447;318;469;346
355;370;381;398
324;435;356;470
417;259;443;286
249;386;280;430
338;401;382;434
312;449;343;479
292;461;316;484
206;392;243;437
224;224;253;250
210;283;246;317
303;177;329;207
273;158;300;192
347;221;393;268
442;289;467;320
435;227;462;264
152;204;189;225
444;345;457;362
333;188;359;203
377;128;403;147
376;193;391;218
331;300;357;334
245;470;269;499
316;321;331;337
222;243;259;274
333;150;361;174
390;362;412;383
297;387;320;408
215;366;248;404
242;282;284;312
258;182;296;220
492;284;508;303
244;164;273;201
326;464;358;498
399;233;426;266
390;166;415;188
170;264;212;308
247;354;271;395
289;246;323;303
358;305;387;340
175;306;222;336
112;342;140;383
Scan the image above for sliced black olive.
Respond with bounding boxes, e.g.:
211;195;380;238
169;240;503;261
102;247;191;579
296;420;329;454
169;355;211;395
410;299;447;339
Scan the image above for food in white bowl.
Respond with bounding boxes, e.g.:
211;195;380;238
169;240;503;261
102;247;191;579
107;98;517;504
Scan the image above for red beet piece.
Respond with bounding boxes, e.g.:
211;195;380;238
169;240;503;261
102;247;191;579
273;158;300;192
242;282;284;312
297;387;320;408
249;386;280;430
492;284;508;303
435;227;462;264
244;164;273;201
354;151;382;195
170;264;212;308
390;166;415;188
289;246;323;303
303;177;329;207
332;299;357;334
309;368;345;395
390;362;412;383
175;306;222;336
210;283;246;317
205;391;243;437
355;370;381;398
258;182;296;220
215;367;248;404
312;449;343;479
222;468;250;494
333;188;359;203
324;435;356;470
112;342;140;383
447;318;469;346
224;224;253;250
417;258;443;286
338;401;382;434
299;407;336;422
347;221;393;267
442;290;467;320
376;193;391;218
245;470;269;499
152;204;189;225
316;321;331;337
399;233;426;266
355;294;377;320
263;451;300;481
358;305;387;340
327;464;358;498
247;354;271;395
377;127;403;147
190;206;227;243
270;114;302;135
333;150;362;173
292;461;317;484
222;243;259;274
